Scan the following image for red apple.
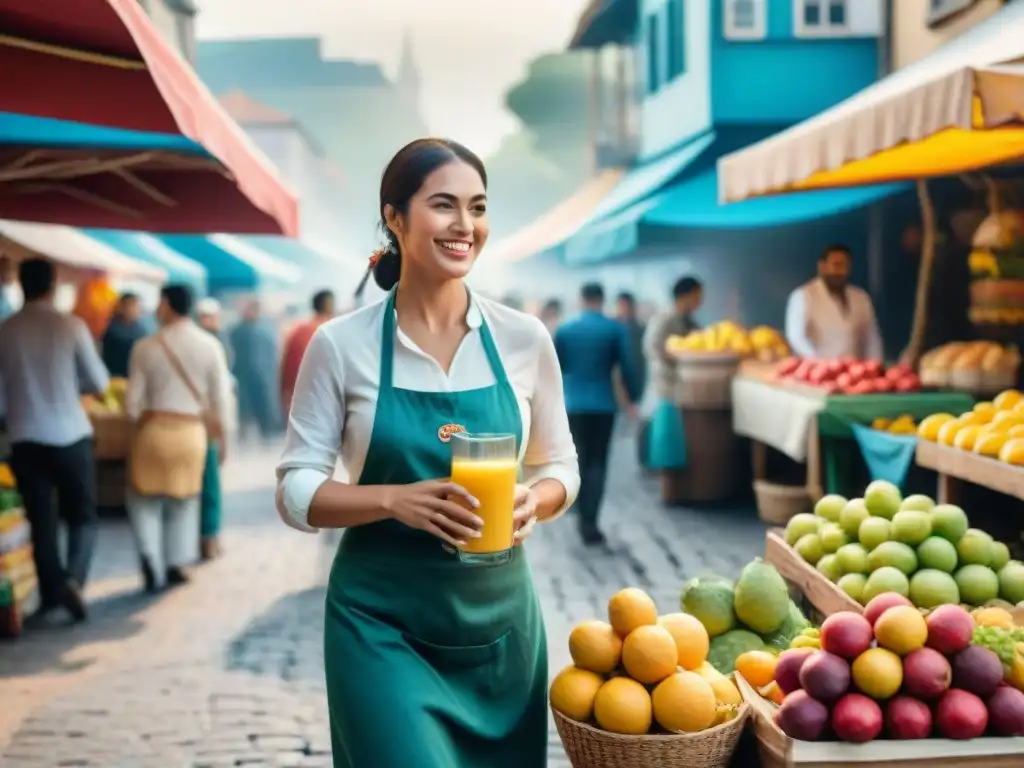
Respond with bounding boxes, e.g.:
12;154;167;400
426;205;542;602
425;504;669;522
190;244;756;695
864;360;883;377
836;373;853;389
778;357;801;376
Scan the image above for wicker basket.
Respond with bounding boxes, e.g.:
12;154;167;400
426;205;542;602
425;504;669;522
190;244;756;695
980;367;1018;393
553;705;749;768
671;352;742;409
919;368;949;388
753;480;812;525
949;368;983;391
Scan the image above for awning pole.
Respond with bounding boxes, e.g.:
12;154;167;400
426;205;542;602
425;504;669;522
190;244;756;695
903;178;936;367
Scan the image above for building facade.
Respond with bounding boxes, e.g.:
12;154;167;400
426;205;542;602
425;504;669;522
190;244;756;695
139;0;197;62
892;0;1007;69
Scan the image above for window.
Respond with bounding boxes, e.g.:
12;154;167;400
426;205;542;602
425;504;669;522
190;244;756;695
646;12;661;94
666;0;686;81
927;0;977;27
724;0;767;40
794;0;849;36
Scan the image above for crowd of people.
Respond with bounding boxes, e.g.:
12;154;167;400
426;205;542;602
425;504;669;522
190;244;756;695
0;254;345;630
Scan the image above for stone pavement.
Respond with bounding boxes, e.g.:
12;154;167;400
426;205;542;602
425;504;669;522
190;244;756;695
0;437;766;767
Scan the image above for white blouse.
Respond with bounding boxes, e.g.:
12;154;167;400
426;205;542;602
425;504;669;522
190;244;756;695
276;291;581;532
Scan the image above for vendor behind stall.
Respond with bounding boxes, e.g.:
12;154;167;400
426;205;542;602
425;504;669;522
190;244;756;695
642;276;703;473
784;244;883;360
101;293;147;378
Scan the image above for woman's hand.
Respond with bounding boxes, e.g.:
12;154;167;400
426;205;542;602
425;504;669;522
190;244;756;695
513;484;539;546
383;480;483;548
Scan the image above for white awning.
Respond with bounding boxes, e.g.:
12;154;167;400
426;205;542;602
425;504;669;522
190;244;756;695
0;220;167;282
718;1;1024;202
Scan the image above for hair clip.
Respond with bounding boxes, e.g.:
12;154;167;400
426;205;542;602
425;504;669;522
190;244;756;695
368;248;387;269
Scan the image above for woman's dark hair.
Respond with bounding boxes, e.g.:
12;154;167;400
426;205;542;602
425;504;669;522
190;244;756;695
355;138;487;297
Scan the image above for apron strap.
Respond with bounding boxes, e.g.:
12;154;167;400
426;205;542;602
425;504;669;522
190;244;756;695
379;287;509;388
380;289;398;391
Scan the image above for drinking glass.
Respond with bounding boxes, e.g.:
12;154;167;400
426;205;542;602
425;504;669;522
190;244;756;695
449;432;517;565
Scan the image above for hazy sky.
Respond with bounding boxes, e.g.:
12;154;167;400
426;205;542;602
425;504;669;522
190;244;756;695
196;0;592;156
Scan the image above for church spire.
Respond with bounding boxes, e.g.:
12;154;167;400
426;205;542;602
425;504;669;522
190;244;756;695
396;30;419;96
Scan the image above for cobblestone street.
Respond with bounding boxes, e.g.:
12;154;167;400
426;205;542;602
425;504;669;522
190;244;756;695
0;436;766;767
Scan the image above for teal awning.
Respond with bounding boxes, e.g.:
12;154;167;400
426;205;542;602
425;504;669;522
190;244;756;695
83;229;208;294
646;170;909;229
0;112;208;155
560;133;715;265
242;235;337;270
159;234;301;294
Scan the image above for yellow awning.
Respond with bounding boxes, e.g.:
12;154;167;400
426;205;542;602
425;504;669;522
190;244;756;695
718;0;1024;201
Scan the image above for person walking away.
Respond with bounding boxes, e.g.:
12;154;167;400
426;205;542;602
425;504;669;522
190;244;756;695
101;292;147;378
125;285;233;591
230;300;281;443
0;256;23;320
616;292;647;395
555;283;643;545
643;277;704;477
785;244;883;360
539;298;563;335
280;290;335;414
0;258;107;627
278;139;579;767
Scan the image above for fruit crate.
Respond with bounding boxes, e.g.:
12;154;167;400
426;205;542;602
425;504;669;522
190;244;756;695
764;531;863;621
736;673;1024;767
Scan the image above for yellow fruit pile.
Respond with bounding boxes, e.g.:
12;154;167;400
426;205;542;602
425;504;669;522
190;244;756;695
549;587;744;735
871;414;917;435
666;322;789;361
918;389;1024;464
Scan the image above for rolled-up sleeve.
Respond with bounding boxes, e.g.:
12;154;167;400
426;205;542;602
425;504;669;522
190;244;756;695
522;327;579;520
276;328;345;533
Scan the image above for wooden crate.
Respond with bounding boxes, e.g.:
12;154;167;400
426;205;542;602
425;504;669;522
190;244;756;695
915;440;1024;503
736;674;1024;768
764;531;863;618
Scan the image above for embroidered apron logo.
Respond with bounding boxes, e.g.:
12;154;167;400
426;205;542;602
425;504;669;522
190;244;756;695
437;423;466;443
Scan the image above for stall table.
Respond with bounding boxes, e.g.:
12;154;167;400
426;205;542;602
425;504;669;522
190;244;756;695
916;440;1024;504
734;375;974;499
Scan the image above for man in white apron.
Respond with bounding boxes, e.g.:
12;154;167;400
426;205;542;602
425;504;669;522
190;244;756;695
785;244;884;360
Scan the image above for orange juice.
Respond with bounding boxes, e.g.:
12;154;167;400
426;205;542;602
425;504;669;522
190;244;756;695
451;458;517;554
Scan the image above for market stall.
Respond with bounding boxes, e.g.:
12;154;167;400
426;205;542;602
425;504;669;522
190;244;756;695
733;361;974;521
0;1;298;235
657;322;789;506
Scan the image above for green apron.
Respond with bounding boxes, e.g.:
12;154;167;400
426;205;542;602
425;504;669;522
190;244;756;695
323;291;548;768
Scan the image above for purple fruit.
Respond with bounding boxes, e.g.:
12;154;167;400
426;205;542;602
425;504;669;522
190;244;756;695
776;690;830;741
799;651;851;704
950;645;1004;698
988;686;1024;737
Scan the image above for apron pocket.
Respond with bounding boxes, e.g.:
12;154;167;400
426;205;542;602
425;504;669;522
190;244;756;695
404;629;511;674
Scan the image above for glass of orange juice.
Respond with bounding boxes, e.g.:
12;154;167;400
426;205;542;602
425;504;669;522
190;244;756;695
450;432;518;565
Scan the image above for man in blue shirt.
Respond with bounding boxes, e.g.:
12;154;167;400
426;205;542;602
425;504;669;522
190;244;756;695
554;283;643;545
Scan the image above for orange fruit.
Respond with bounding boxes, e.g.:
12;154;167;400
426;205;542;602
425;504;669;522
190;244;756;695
549;665;604;722
658;612;710;670
568;621;623;674
651;671;717;733
621;625;678;685
759;681;786;705
735;650;777;688
608;588;659;638
593;677;652;734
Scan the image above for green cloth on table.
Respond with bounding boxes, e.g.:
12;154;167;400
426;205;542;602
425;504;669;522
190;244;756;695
818;391;974;496
849;423;919;490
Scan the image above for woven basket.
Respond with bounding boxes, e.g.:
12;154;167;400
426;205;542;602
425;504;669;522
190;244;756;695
671;352;741;409
753;480;812;525
980;367;1018;393
553;705;748;768
949;369;983;391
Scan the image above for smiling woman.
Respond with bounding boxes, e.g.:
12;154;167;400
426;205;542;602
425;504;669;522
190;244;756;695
276;138;580;767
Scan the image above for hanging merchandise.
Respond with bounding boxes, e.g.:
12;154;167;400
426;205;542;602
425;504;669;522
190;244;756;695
968;179;1024;327
0;464;37;638
73;276;119;338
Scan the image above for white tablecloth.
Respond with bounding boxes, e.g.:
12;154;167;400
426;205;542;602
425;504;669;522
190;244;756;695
731;377;825;462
